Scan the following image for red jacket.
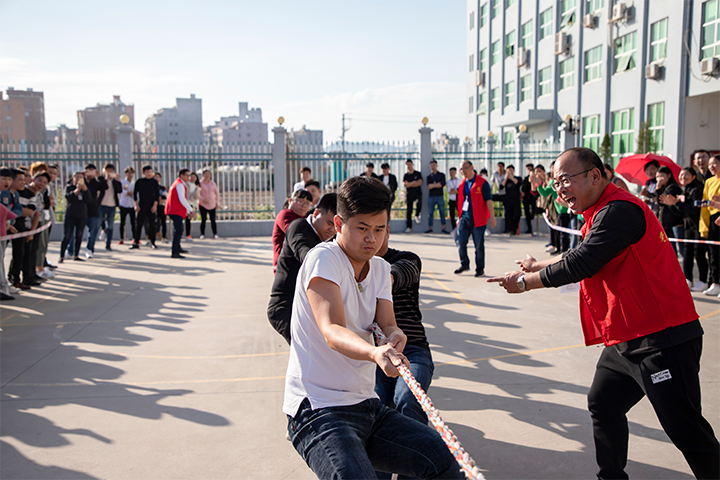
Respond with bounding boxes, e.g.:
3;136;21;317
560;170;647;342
165;178;188;218
272;209;302;271
457;175;490;228
578;183;698;346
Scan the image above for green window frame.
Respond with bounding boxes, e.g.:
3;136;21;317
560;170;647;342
648;102;665;153
540;8;553;40
506;0;516;8
478;92;487;115
583;115;601;151
492;41;500;65
520;75;532;102
702;0;720;59
491;87;500;111
505;81;515;107
560;57;575;90
584;45;603;82
504;131;514;147
492;0;500;19
612;108;635;161
614;31;637;74
538;67;552;97
560;0;577;28
506;31;516;57
586;0;605;13
480;48;488;71
522;20;533;48
480;3;488;27
650;18;668;63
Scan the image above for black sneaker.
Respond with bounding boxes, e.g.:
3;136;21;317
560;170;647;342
454;266;469;274
171;253;185;259
150;243;158;250
474;270;485;277
179;248;188;254
424;229;433;234
105;246;112;251
73;257;85;261
441;229;451;234
0;292;15;301
130;244;140;249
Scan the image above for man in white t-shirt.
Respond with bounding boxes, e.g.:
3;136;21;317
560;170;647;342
292;166;312;192
446;167;460;230
283;176;463;480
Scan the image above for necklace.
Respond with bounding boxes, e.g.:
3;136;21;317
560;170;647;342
354;263;369;293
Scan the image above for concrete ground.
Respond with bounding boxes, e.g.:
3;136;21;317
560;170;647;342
1;233;718;480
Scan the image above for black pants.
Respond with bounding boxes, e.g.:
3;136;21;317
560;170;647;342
558;213;571;252
134;208;156;245
9;228;26;283
406;191;422;229
708;212;720;284
588;337;719;480
23;232;39;280
523;198;536;234
119;207;135;241
448;200;458;230
61;216;86;260
200;206;217;236
505;201;521;234
267;295;292;345
169;214;183;255
184;215;192;237
155;210;167;239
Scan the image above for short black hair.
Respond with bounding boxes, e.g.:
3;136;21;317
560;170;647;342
48;164;59;170
304;179;320;190
534;164;546;172
202;169;210;175
291;188;313;202
526;164;534;169
507;165;515;170
142;165;153;172
465;160;474;167
644;160;660;171
337;176;391;221
479;168;488;175
366;162;374;168
125;166;135;174
406;159;413;164
562;147;607;179
681;166;697;178
85;163;97;170
657;166;677;184
178;168;190;177
693;149;710;158
34;172;51;182
155;172;162;178
429;159;437;164
316;192;337;215
0;168;13;178
104;163;115;171
497;162;505;167
300;166;311;173
449;167;457;172
381;163;390;169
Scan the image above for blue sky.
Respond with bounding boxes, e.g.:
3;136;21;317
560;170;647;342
0;0;466;143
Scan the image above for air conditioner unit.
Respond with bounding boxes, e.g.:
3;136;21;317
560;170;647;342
475;70;485;87
610;3;626;23
645;63;661;79
555;32;568;55
517;47;529;67
583;14;596;28
700;57;720;76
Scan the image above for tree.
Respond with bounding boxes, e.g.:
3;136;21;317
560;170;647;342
635;121;657;154
598;133;612;163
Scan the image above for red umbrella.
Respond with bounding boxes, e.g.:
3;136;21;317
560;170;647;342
614;153;682;186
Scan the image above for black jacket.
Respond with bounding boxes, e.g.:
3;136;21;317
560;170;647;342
97;177;123;206
674;178;704;232
655;182;683;230
85;177;102;217
270;218;322;300
65;184;89;218
381;174;398;200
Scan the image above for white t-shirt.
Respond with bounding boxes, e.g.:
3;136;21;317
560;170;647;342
446;177;460;201
292;180;305;192
491;171;505;195
119;178;135;208
283;241;393;417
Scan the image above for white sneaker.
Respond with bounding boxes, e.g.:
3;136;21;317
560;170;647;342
8;286;19;294
185;236;193;242
405;228;412;233
199;235;205;240
545;245;555;252
213;234;219;239
687;279;692;289
703;283;720;296
85;249;93;259
98;230;106;241
414;215;421;224
691;281;709;292
37;270;52;279
40;268;55;279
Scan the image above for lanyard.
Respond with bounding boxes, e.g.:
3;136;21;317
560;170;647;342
464;176;475;197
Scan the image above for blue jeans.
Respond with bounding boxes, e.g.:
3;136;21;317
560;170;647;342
456;214;486;273
99;206;116;248
85;216;102;253
427;195;446;229
288;397;464;480
169;214;184;255
570;216;579;249
672;225;684;257
375;345;434;425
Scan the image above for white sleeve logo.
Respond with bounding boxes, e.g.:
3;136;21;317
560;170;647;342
650;369;672;384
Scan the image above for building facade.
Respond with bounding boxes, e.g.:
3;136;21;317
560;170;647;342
466;0;720;164
208;102;268;145
145;94;204;147
0;87;46;144
77;95;134;144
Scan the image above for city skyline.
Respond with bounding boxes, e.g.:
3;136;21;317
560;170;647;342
0;0;467;143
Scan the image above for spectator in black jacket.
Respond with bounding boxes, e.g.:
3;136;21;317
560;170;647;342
360;162;379;179
521;164;538;236
83;164;102;258
380;163;397;203
267;193;337;344
131;166;160;250
660;167;707;290
375;229;432;427
502;165;523;235
97;164;123;251
60;172;89;262
653;166;683;256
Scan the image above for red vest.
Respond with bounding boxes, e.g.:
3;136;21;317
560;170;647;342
578;183;698;346
165;178;188;218
457;175;490;228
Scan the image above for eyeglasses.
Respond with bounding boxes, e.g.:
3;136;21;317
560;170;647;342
294;200;312;208
551;169;593;191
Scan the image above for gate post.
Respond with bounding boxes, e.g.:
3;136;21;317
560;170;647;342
419;121;433;205
117;118;133;173
272;123;287;215
485;132;496;173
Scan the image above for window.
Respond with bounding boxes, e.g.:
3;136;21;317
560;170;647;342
492;0;500;18
492;41;500;65
702;0;720;59
650;18;668;63
4;105;9;110
612;108;635;161
5;116;10;121
505;81;515;107
522;20;533;48
540;8;553;40
24;111;29;117
520;75;532;102
480;48;488;71
560;57;575;90
504;131;514;147
506;31;516;57
478;92;487;114
614;31;637;73
560;0;576;28
584;45;603;82
480;3;488;27
583;115;601;151
648;102;665;153
491;87;500;110
586;0;605;13
506;0;516;8
469;96;475;114
538;67;552;97
469;53;475;72
470;11;475;30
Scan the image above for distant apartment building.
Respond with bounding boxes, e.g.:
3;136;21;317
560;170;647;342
144;94;203;147
0;87;46;144
435;133;461;152
77;95;134;144
208;102;268;145
287;125;323;152
466;0;720;163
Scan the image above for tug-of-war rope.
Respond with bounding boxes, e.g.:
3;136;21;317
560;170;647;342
542;213;720;245
371;322;485;480
0;221;52;241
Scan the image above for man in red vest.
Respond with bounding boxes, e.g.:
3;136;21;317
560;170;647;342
165;169;194;259
488;147;718;479
455;160;496;276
